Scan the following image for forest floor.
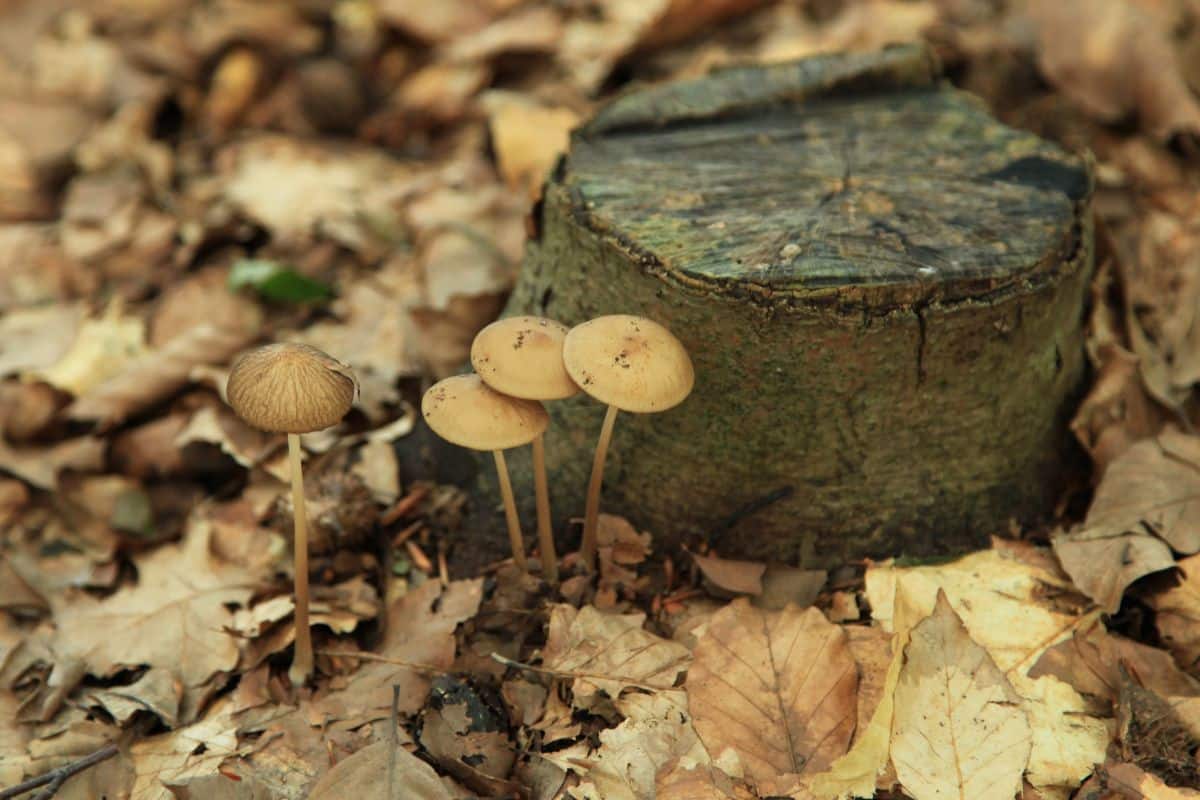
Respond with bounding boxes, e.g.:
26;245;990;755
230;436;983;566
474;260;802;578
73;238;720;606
3;1;1200;798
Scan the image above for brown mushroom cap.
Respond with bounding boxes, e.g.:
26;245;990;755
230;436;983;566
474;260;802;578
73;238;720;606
562;315;694;413
471;316;580;401
226;343;357;434
422;373;549;451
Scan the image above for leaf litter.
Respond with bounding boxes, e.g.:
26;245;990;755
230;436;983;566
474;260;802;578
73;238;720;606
3;0;1200;798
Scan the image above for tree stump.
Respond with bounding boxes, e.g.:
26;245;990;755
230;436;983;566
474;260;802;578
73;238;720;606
495;44;1093;567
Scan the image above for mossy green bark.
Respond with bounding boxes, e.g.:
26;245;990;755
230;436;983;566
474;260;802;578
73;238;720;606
475;45;1094;567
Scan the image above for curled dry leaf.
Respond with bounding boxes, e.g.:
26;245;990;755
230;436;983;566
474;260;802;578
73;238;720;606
1104;762;1200;799
69;323;260;428
686;598;857;792
691;551;765;596
1144;553;1200;677
1071;342;1166;472
52;518;257;726
129;697;248;799
541;604;691;715
1053;530;1175;616
890;592;1032;800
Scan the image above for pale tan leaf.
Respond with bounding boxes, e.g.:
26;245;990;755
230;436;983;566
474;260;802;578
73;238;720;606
1009;673;1109;796
686;599;857;790
130;698;247;800
69;323;259;427
1105;762;1200;798
54;517;257;724
541;604;691;712
891;592;1032;800
691;551;765;596
1079;431;1200;554
865;549;1083;673
0;303;83;377
484;92;578;200
36;301;147;397
0;435;105;490
1053;530;1175;615
306;740;452;800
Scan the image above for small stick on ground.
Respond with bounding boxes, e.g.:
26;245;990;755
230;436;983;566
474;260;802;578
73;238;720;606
0;743;119;800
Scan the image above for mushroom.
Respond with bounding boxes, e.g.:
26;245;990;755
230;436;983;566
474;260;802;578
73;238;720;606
225;343;356;686
471;316;578;583
422;374;549;572
563;315;694;568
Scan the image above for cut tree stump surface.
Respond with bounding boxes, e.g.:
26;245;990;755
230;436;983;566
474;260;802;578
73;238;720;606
487;45;1094;567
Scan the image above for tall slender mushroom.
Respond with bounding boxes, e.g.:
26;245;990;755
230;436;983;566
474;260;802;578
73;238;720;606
471;316;578;583
225;343;356;687
422;374;548;572
563;315;693;568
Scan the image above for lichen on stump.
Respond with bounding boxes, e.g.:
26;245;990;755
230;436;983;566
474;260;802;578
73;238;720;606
495;44;1093;567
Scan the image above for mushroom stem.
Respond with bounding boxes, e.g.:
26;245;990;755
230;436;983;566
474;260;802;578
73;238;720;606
580;403;619;569
493;449;528;571
287;434;313;687
531;433;558;583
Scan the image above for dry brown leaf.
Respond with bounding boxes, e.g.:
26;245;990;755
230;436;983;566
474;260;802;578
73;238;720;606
484;92;578;200
687;599;857;791
1053;530;1176;615
35;301;147;398
53;517;257;725
69;323;259;427
1105;762;1200;798
306;740;453;800
1072;342;1167;472
0;96;94;220
445;6;563;62
0;303;83;377
890;592;1032;800
1025;0;1200;141
130;697;248;800
0;434;105;490
692;551;765;596
1144;553;1200;676
1082;430;1200;554
1031;616;1200;704
149;265;263;349
550;690;702;800
541;604;691;714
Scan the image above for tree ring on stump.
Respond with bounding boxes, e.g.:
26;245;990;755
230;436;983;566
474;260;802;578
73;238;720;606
496;44;1094;567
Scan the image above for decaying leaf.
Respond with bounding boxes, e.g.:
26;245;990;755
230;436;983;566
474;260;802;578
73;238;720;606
686;598;857;793
1144;553;1200;677
691;551;765;596
890;591;1032;800
306;740;453;800
52;517;258;725
541;604;691;715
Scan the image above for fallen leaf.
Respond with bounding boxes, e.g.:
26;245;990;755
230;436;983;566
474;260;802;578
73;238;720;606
36;301;147;398
53;517;258;725
484;92;578;200
0;303;83;377
686;599;857;791
1025;0;1200;141
758;566;827;610
1144;553;1200;676
890;591;1032;800
1105;762;1200;798
69;322;259;428
1071;342;1166;472
306;740;453;800
130;697;248;800
1053;530;1176;615
1011;672;1109;796
0;435;106;490
541;604;691;715
1080;431;1200;554
691;551;765;596
1031;616;1200;704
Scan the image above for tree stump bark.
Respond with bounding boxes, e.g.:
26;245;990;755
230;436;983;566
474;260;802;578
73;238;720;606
494;44;1093;567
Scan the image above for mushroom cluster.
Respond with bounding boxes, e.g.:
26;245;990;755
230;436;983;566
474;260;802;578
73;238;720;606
423;313;693;577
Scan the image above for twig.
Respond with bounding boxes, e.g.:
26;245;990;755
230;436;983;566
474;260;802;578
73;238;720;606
489;653;679;692
0;744;119;800
386;684;400;799
316;650;449;675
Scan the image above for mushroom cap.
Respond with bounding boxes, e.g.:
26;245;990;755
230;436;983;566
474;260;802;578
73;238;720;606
226;343;357;434
471;316;580;401
422;374;549;451
563;315;694;413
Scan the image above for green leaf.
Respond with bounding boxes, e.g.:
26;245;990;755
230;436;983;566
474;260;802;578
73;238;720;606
228;259;333;304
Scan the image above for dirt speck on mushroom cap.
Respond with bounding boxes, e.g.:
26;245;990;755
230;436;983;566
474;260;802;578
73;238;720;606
422;373;549;451
562;315;694;413
470;316;579;401
226;342;356;434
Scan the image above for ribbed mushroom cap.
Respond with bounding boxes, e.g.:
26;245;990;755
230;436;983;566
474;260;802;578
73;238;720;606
563;315;694;413
226;343;357;434
471;316;580;401
422;374;549;451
